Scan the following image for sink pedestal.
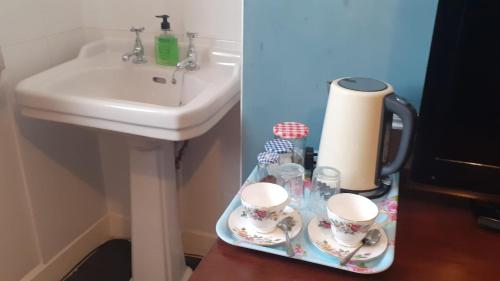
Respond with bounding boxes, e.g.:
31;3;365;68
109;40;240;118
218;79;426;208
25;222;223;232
129;137;192;281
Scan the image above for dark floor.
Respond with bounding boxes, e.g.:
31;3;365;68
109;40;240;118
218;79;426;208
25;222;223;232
63;239;202;281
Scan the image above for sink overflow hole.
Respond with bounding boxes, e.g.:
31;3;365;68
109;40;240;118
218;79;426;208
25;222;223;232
152;77;167;84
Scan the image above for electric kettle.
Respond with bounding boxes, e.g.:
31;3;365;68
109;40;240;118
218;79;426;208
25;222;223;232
317;77;416;194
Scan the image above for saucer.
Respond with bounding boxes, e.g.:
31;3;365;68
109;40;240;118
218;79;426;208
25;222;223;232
307;217;388;262
228;205;302;246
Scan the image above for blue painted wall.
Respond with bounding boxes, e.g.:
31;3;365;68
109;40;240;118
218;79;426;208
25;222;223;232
242;0;438;177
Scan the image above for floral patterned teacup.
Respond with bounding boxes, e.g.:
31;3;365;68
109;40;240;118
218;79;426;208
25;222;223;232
327;193;379;247
240;182;290;233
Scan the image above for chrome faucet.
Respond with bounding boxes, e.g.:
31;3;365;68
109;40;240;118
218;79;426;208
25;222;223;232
171;32;199;84
177;32;199;71
122;27;147;64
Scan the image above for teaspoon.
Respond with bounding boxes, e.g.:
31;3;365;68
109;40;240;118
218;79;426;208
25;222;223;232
340;228;381;266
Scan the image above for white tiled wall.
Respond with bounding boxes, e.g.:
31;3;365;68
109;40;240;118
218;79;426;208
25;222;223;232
0;0;82;47
183;0;242;41
81;0;241;42
2;29;85;85
81;0;183;35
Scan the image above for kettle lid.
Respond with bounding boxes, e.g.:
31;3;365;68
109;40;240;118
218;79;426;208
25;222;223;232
338;77;388;92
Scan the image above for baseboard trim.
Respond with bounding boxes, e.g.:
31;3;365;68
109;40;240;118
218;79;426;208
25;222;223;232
107;214;214;256
182;230;217;256
20;215;110;281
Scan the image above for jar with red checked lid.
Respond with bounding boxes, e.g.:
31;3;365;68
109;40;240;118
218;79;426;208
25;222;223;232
273;122;310;165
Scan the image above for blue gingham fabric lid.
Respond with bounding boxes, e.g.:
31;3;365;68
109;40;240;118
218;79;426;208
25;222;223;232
257;152;280;164
264;139;294;154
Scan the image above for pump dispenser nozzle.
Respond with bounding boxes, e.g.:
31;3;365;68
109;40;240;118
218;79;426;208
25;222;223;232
155;15;171;31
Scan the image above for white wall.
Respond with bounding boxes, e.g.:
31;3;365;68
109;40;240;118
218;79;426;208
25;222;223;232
0;72;39;281
98;132;131;219
0;0;108;280
15;119;106;262
179;104;241;255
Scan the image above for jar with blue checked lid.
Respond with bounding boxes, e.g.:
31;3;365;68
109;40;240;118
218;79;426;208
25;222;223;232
256;151;280;183
264;139;294;165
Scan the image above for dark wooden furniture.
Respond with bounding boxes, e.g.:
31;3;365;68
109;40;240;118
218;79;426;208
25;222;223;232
189;175;499;281
412;0;500;195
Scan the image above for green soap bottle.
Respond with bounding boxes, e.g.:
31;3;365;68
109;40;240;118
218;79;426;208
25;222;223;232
155;15;179;66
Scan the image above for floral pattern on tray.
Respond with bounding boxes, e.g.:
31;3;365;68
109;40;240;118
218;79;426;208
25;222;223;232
381;196;398;221
345;262;375;273
330;218;371;235
293;244;307;257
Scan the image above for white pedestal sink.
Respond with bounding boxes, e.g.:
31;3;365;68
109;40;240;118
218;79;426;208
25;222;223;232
16;38;240;281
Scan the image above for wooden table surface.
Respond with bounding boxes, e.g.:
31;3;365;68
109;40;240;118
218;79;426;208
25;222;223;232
189;177;500;281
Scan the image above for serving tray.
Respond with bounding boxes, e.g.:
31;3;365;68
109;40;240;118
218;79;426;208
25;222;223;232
215;168;399;274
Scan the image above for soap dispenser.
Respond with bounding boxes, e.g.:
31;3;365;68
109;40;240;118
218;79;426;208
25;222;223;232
155;15;179;66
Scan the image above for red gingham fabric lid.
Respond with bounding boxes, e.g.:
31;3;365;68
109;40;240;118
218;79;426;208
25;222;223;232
273;122;310;139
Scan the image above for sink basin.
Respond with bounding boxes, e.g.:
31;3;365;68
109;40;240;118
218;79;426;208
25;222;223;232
16;38;240;140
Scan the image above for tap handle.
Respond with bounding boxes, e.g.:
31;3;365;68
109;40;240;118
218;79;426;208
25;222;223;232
186;32;197;49
186;32;198;39
130;27;145;38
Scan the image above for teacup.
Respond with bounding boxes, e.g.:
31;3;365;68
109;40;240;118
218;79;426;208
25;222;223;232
240;182;290;233
327;193;379;247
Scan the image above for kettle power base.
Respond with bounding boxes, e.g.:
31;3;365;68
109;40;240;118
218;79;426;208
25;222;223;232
216;167;399;274
340;180;392;199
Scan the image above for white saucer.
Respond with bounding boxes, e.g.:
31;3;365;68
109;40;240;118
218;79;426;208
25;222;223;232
228;205;302;246
307;217;388;262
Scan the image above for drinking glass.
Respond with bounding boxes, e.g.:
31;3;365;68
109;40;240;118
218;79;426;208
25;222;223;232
309;166;340;217
277;163;305;209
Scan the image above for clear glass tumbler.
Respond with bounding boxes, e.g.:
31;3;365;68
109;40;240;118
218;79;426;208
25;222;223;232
309;166;340;217
277;163;305;209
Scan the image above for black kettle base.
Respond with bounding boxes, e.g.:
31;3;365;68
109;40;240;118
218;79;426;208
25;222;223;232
339;178;392;199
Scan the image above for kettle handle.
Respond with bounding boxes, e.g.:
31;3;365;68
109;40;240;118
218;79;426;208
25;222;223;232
380;94;417;176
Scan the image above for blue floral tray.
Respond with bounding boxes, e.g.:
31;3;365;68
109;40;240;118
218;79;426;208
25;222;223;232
215;168;399;274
